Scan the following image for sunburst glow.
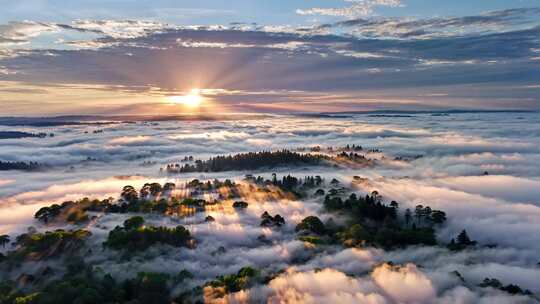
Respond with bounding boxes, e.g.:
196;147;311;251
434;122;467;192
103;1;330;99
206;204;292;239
167;89;204;107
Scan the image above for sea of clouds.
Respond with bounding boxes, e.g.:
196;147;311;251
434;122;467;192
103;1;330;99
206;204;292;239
1;112;540;303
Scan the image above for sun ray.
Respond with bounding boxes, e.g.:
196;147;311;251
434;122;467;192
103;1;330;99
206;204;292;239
167;89;204;107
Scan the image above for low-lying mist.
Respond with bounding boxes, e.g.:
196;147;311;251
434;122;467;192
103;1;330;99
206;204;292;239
1;113;540;303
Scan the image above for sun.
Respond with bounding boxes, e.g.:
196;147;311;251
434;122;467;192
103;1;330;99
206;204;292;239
167;89;204;107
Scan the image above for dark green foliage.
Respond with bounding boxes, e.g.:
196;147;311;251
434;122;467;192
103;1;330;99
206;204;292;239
65;210;89;224
174;270;194;284
122;272;171;304
298;236;324;245
260;212;285;228
34;204;63;223
123;216;144;230
140;183;163;200
35;198;116;224
15;230;90;253
121;185;139;204
295;216;325;235
336;151;368;163
104;218;192;251
6;229;90;262
0;280;30;304
248;174;324;197
338;223;436;248
0;262;186;304
206;267;259;294
325;192;397;222
413;205;446;226
319;189;444;249
430;210;447;224
340;224;370;244
373;227;437;247
170;150;327;173
31;179;242;225
180;198;208;207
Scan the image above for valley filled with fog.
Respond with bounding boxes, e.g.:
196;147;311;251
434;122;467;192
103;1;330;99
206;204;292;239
1;112;540;303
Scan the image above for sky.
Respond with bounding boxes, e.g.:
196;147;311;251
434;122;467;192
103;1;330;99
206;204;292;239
0;0;539;115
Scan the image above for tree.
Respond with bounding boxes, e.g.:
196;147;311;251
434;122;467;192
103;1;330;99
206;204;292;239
273;214;285;227
163;182;176;192
260;212;285;228
404;209;412;227
124;216;145;230
449;229;477;250
457;230;474;245
149;183;163;196
371;191;381;203
423;206;432;221
295;216;325;235
34;204;63;223
414;205;424;224
0;235;9;248
140;184;151;200
121;185;139;204
430;210;447;224
346;224;370;241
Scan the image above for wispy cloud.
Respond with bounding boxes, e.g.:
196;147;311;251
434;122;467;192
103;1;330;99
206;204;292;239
0;21;57;46
323;7;540;38
296;0;402;19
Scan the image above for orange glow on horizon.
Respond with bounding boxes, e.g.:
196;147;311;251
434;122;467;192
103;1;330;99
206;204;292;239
167;89;205;108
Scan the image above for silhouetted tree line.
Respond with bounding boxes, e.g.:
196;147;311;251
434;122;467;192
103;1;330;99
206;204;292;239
164;150;328;173
0;131;52;139
298;144;363;153
479;278;533;296
0;160;42;171
33;179;246;224
245;174;324;194
324;191;398;222
336;151;368;162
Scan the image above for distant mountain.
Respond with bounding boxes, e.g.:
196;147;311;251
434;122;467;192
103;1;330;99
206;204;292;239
319;109;534;115
0;114;272;126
